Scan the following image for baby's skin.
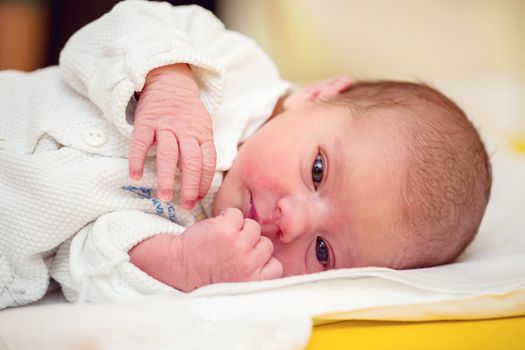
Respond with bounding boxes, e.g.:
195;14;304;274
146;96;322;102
131;208;282;292
129;63;353;291
128;63;216;209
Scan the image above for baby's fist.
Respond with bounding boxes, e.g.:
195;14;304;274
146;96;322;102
180;208;283;290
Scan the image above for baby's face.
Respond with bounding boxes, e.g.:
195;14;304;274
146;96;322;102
212;104;408;276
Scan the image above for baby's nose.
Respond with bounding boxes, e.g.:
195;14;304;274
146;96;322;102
277;194;311;244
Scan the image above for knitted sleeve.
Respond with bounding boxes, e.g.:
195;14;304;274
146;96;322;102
59;0;229;138
50;210;185;303
58;0;291;168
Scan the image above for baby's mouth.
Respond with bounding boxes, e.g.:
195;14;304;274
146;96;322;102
244;192;280;240
245;192;259;223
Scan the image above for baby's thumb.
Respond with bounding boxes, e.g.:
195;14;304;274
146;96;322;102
259;257;283;280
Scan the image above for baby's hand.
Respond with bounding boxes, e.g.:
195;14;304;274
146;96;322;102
129;63;216;209
179;208;283;290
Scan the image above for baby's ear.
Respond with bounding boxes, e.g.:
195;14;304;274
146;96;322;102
283;76;352;110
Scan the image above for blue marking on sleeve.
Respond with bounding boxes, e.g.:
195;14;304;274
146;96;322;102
121;185;177;223
121;185;153;199
151;198;164;215
167;203;177;222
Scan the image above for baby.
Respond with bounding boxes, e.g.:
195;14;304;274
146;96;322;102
0;1;491;307
130;77;492;292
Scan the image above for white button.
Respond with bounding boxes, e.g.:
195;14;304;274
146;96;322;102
83;127;107;147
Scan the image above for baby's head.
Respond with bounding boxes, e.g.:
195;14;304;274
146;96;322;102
212;79;492;276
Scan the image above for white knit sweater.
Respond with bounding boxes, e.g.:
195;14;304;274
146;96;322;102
0;0;290;308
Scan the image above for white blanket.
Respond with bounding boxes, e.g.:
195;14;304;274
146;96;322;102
1;80;524;350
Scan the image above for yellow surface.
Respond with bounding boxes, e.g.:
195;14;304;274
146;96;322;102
308;316;525;350
510;134;525;155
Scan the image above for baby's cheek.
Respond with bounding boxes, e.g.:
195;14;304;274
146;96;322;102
254;176;279;193
244;159;278;190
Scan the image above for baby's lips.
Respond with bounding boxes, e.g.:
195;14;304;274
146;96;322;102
244;194;260;223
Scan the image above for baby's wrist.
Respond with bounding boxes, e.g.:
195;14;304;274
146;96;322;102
148;63;191;76
166;234;195;291
129;234;193;291
144;233;207;292
142;63;200;101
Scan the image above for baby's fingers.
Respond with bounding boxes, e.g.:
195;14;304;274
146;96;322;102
156;129;179;202
179;137;202;209
252;236;274;266
242;218;262;247
198;140;217;200
129;124;155;180
259;257;283;280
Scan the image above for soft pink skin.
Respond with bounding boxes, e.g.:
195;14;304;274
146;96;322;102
129;63;216;209
212;81;409;277
130;75;409;289
130;208;282;292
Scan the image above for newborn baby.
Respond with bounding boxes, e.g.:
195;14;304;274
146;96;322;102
130;78;492;291
0;1;491;306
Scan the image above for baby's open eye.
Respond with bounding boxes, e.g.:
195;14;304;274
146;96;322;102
315;236;329;267
311;153;324;190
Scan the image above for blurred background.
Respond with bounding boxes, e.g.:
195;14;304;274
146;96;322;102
0;0;215;69
0;0;524;151
220;0;525;84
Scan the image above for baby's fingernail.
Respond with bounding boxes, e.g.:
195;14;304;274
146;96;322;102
184;200;195;209
161;189;172;201
131;170;142;179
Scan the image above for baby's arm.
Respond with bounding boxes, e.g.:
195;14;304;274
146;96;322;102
59;1;290;205
50;211;184;302
60;1;226;118
58;0;288;133
130;208;282;292
60;2;226;208
50;209;282;302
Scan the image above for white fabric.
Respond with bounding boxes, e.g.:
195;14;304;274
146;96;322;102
1;1;524;348
0;0;290;309
0;141;524;350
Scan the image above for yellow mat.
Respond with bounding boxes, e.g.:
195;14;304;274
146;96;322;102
308;316;525;349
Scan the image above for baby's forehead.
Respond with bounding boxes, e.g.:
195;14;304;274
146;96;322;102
332;112;408;219
319;83;488;269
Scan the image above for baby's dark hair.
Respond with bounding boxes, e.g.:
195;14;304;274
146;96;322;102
328;81;492;268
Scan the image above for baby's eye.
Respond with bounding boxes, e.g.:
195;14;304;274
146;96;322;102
315;236;329;267
311;153;324;190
